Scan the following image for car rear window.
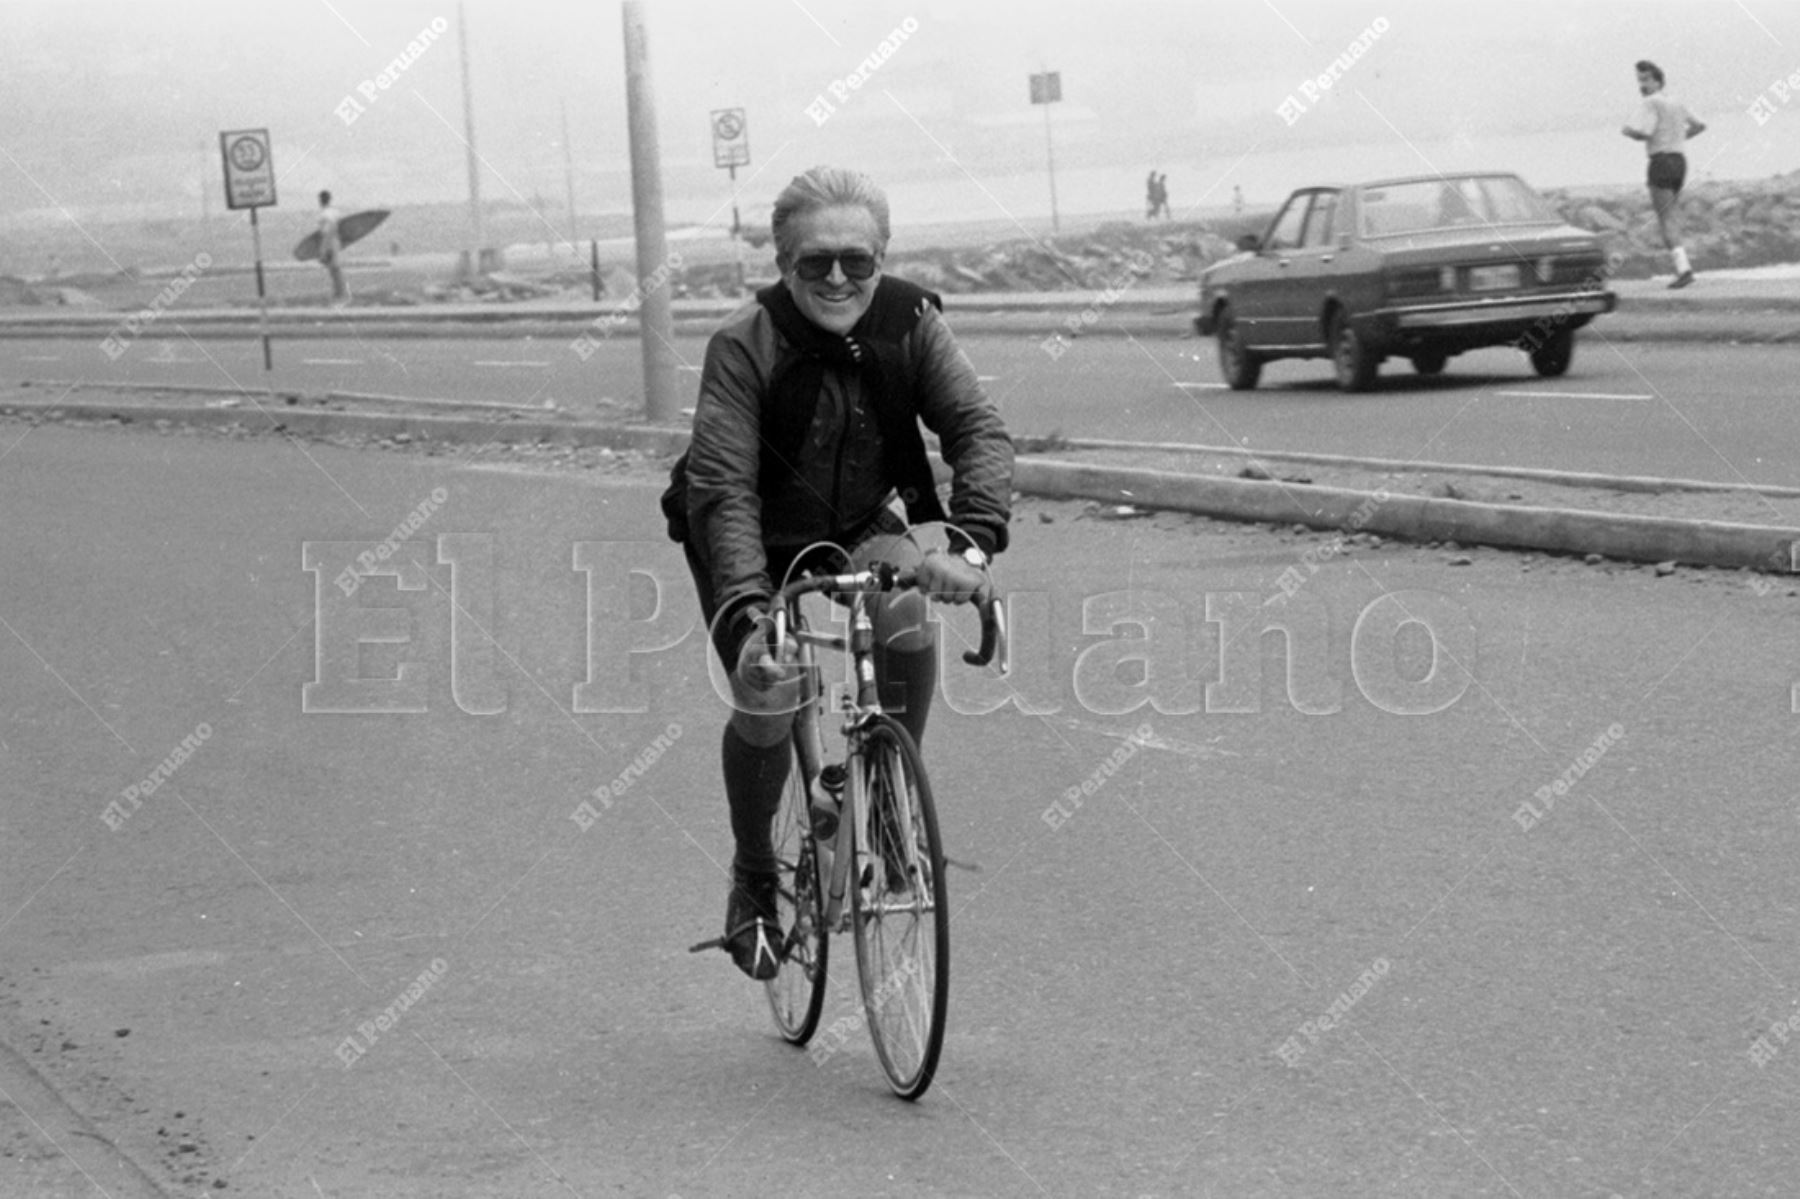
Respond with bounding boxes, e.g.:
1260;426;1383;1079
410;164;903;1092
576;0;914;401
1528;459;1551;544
1359;176;1553;236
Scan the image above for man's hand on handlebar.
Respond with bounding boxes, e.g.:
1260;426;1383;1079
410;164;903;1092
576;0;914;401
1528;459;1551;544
915;548;991;605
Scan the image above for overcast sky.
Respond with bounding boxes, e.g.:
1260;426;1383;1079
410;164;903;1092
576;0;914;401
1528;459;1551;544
2;0;1797;231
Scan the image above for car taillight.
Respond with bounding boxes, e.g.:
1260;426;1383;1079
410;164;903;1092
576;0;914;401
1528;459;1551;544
1388;268;1446;297
1438;266;1457;292
1553;255;1607;286
1535;256;1556;284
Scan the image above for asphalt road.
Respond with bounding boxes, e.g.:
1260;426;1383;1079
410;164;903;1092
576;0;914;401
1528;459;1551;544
4;329;1799;488
3;420;1799;1196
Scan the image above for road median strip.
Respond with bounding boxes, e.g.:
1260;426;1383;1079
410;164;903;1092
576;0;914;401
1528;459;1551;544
4;386;1795;576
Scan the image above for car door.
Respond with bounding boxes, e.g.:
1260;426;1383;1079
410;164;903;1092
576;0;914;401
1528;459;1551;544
1266;189;1340;349
1231;192;1312;347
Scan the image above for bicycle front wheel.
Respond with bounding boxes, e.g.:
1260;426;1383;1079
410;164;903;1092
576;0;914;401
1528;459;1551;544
765;734;829;1044
851;716;949;1100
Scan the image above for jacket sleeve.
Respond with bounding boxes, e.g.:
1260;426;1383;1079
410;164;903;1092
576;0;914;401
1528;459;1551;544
686;327;774;646
909;307;1014;556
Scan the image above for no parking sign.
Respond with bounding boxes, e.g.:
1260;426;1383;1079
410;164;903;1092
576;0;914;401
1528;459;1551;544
711;108;749;169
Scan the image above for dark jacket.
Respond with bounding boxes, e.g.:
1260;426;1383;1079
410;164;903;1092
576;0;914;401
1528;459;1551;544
685;288;1013;639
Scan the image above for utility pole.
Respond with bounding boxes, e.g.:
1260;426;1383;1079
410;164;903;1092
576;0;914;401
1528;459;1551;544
561;97;579;256
457;0;485;276
1030;69;1062;234
621;0;679;422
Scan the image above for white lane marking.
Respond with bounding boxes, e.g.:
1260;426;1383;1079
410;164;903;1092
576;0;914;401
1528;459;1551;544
19;354;62;361
977;374;999;382
1494;390;1652;401
473;360;550;367
1173;381;1228;390
678;364;702;372
302;357;364;365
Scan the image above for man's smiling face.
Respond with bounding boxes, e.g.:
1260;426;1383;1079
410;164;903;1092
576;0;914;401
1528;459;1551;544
779;205;884;336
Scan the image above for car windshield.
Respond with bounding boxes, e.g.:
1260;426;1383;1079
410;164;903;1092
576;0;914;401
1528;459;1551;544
1358;175;1554;237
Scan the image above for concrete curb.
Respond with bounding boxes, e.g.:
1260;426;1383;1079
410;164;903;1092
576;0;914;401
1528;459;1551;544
0;397;688;456
5;395;1795;574
1050;437;1800;499
0;1033;172;1198
1015;459;1800;573
17;377;553;416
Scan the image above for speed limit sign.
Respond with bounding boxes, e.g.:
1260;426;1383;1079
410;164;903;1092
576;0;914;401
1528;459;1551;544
711;108;749;169
219;128;277;210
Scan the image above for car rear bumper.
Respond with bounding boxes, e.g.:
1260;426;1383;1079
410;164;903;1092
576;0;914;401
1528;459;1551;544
1376;289;1616;330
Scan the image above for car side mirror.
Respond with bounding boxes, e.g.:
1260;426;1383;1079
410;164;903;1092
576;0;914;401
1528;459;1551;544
1236;234;1261;253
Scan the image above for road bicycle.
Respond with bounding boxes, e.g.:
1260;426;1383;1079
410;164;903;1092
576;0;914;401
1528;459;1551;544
758;550;1005;1099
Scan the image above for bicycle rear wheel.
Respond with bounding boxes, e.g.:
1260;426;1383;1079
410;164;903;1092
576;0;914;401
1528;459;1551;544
851;716;949;1099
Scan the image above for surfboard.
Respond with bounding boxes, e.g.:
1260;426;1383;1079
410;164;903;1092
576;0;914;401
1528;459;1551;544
293;209;391;262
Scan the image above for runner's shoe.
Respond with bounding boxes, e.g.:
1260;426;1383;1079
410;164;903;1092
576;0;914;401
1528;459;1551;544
1668;270;1695;290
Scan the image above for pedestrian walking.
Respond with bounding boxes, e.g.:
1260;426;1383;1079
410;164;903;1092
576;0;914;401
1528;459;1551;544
316;190;350;306
1145;171;1170;220
1621;59;1706;289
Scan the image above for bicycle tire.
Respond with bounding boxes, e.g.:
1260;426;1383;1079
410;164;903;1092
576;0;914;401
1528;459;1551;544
851;716;949;1099
765;650;829;1044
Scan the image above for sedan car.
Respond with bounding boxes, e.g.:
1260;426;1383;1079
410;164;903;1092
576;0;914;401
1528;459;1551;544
1194;172;1616;391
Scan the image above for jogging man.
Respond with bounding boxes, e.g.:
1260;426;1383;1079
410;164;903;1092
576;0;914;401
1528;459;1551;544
1621;60;1706;289
673;166;1013;979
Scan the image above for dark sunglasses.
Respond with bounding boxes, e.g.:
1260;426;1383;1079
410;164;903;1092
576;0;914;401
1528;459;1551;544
791;251;879;282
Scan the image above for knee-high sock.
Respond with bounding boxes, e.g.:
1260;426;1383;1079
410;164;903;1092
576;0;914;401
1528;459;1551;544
723;724;790;876
877;642;938;749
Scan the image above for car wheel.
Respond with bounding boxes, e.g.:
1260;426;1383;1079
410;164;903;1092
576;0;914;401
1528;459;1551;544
1329;311;1378;392
1216;307;1262;391
1410;351;1447;376
1529;328;1574;377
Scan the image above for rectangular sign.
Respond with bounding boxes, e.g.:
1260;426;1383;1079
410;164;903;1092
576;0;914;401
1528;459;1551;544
219;128;277;210
710;108;750;169
1029;72;1062;105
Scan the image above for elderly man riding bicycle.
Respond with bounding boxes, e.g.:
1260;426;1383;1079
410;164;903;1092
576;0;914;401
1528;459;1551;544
664;165;1014;980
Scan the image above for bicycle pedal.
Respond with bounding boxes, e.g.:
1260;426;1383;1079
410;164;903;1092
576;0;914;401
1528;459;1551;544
688;936;728;954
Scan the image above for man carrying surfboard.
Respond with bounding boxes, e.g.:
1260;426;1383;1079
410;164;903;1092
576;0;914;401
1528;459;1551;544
317;190;349;306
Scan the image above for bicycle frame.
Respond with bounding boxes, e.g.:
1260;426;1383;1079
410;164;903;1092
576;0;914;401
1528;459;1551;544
781;579;889;933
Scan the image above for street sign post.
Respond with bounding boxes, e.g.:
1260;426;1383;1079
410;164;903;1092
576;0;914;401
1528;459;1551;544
218;128;277;370
711;108;750;293
1029;73;1062;233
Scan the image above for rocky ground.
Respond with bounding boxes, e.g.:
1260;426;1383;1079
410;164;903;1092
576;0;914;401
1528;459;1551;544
4;170;1794;308
1545;169;1800;278
670;170;1800;296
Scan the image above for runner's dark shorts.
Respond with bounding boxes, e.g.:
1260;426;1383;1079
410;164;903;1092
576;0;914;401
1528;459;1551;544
1647;152;1687;195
